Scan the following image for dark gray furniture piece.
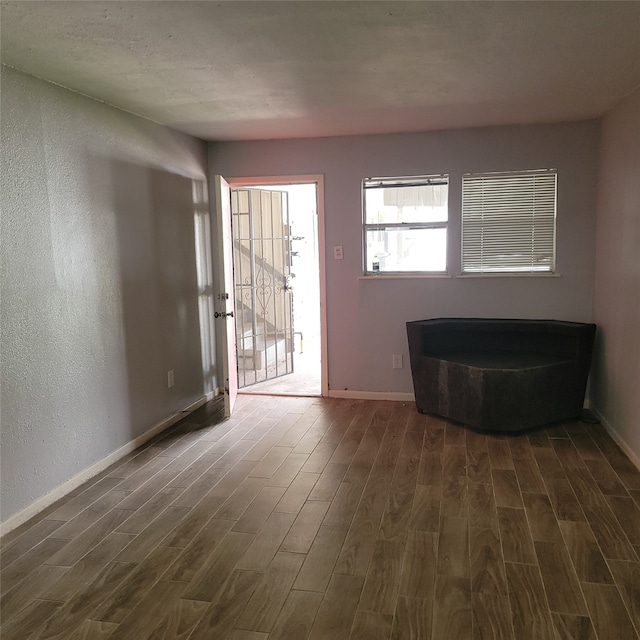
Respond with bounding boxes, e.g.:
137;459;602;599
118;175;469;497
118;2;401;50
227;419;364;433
406;318;596;432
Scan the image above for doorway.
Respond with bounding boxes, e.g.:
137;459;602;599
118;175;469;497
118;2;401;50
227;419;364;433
229;178;325;397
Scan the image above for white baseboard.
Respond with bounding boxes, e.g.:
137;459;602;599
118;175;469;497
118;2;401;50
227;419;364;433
328;390;416;402
1;394;211;537
204;389;220;403
591;407;640;472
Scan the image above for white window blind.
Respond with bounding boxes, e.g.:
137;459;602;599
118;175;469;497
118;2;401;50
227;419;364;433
462;170;557;274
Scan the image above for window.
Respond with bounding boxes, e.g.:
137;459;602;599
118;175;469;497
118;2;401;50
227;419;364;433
363;175;448;274
461;169;557;274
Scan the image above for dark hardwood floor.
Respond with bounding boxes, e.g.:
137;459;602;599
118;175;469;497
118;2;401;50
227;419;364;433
1;394;639;639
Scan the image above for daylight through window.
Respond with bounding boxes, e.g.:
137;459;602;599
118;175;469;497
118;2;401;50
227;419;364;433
363;175;449;274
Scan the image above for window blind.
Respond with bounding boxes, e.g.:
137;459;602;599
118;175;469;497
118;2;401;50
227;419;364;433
461;170;557;273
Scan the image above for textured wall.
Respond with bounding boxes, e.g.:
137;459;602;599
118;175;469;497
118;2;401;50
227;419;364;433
593;89;640;463
0;67;214;523
210;121;599;395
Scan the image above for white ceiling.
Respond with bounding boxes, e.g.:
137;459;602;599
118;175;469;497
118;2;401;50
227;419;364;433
2;1;640;141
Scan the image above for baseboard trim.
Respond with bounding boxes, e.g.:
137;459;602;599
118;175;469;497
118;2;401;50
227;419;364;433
1;394;211;537
204;389;219;403
328;390;416;402
591;407;640;472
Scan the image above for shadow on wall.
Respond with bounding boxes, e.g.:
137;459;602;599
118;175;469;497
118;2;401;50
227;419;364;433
89;157;216;438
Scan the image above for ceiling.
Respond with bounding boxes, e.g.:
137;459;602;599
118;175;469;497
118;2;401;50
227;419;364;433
2;1;640;141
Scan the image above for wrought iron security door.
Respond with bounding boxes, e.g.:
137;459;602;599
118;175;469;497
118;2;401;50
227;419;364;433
231;188;294;388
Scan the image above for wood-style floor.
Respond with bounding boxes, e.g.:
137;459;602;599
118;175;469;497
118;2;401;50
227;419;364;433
2;395;640;640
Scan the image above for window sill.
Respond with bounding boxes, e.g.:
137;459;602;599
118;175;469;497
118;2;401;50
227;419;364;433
455;272;561;279
358;272;562;281
359;274;452;281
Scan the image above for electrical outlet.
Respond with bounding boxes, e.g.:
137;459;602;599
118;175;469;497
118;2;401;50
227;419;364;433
333;245;344;260
167;369;174;388
392;354;403;369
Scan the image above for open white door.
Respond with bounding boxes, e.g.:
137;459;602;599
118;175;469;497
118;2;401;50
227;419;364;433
213;175;238;417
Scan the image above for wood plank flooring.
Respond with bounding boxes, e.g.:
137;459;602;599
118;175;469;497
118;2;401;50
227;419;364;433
2;395;640;640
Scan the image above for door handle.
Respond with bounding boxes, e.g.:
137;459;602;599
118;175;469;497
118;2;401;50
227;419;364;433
214;311;234;319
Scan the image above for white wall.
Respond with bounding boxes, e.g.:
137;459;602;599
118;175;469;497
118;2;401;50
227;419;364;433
592;89;640;464
210;121;599;395
1;67;215;525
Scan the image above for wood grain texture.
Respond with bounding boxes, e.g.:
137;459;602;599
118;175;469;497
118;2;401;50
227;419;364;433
505;562;556;640
498;507;536;564
399;531;437;600
3;396;640;640
391;596;432;640
268;590;324;640
472;591;514;640
492;469;523;508
66;620;119;640
1;518;65;568
0;564;67;624
582;582;638;640
275;471;320;513
468;481;499;530
308;574;364;640
294;525;348;591
235;551;305;632
534;540;587;615
236;511;297;573
431;575;472;640
409;484;441;532
608;560;640;633
606;495;640;545
552;613;598;640
558;520;614;584
40;531;135;602
467;450;491;484
145;598;209;640
93;545;182;624
488;440;515;470
437;516;469;578
280;500;330;553
1;599;63;640
189;570;262;640
585;459;629;496
513;457;545;492
350;610;394;640
522;492;563;542
360;539;404;615
106;579;186;640
544;477;586;522
469;527;507;595
162;518;235;583
182;531;255;602
31;561;136;639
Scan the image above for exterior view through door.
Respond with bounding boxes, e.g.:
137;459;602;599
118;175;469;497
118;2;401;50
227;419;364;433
231;184;321;396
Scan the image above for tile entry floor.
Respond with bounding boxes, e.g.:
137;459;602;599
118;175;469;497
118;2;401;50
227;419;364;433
1;395;639;640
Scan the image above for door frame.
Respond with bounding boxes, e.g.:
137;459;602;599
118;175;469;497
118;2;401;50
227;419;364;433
227;175;328;397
